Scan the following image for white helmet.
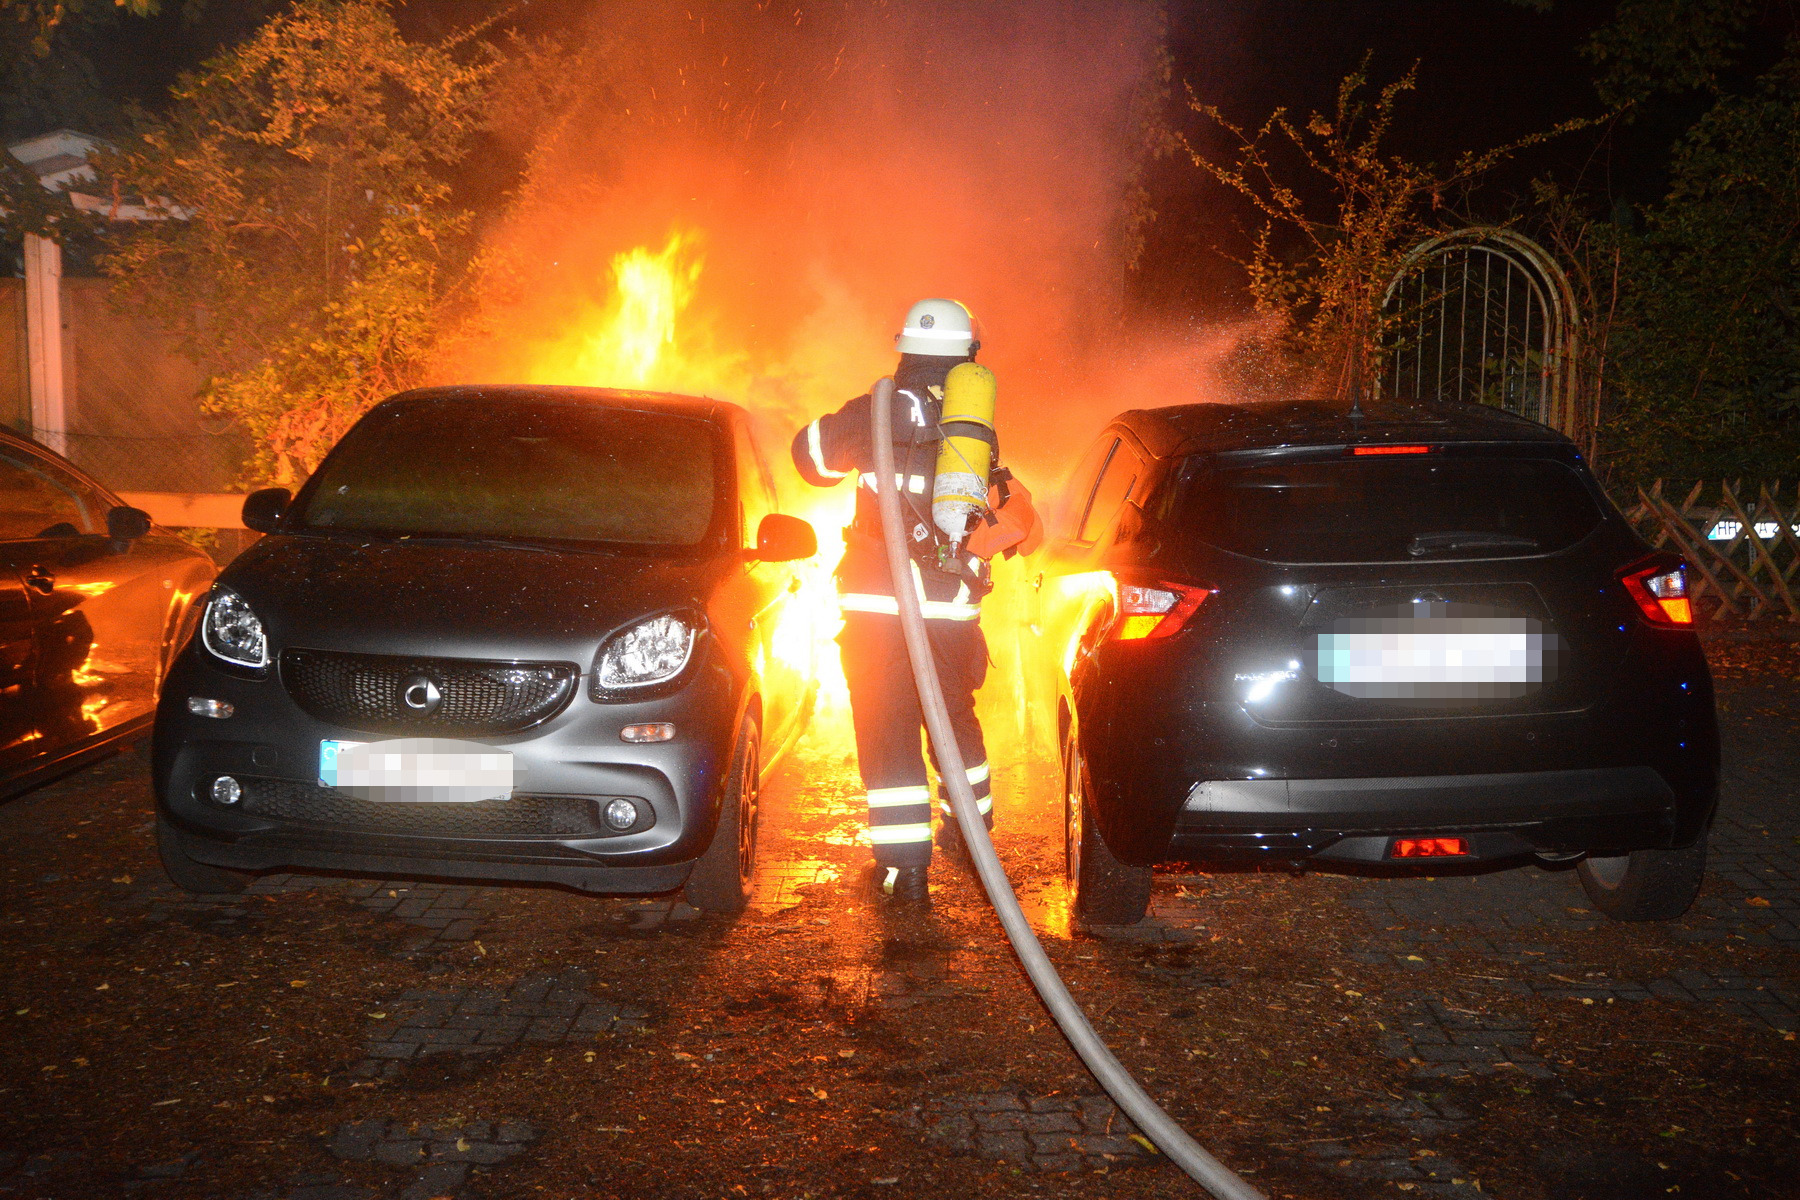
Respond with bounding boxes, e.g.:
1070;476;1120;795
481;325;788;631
895;297;978;356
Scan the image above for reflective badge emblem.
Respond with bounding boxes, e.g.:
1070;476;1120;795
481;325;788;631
919;313;935;328
913;524;929;542
400;674;443;714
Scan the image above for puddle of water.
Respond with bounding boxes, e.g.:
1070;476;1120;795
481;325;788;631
1028;881;1075;941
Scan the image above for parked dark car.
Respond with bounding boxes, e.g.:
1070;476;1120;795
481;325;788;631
1032;400;1718;925
153;386;818;913
0;426;215;796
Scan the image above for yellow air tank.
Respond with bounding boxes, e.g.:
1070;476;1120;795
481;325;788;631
932;361;996;546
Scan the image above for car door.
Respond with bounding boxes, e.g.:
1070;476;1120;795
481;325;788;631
0;443;166;754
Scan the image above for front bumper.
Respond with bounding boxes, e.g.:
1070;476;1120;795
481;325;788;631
153;642;740;893
1171;766;1681;863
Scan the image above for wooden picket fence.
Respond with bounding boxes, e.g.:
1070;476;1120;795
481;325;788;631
1620;480;1800;622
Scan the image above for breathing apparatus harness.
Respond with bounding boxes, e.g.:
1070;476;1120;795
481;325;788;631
853;363;1000;601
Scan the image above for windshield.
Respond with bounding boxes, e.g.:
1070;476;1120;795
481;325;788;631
1167;453;1604;563
294;396;722;548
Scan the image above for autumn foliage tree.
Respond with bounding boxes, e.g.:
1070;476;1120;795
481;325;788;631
100;0;493;485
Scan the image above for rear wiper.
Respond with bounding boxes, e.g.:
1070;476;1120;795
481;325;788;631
1407;531;1541;557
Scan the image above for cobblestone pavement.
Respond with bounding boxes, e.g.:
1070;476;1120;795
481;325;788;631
900;1092;1152;1173
0;644;1796;1199
138;872;500;955
314;1117;541;1200
353;969;651;1080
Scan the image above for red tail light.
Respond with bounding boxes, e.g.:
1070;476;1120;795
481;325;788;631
1619;557;1694;626
1113;580;1214;641
1351;444;1433;456
1392;837;1469;859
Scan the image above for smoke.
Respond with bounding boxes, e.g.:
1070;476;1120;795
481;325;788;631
436;0;1239;493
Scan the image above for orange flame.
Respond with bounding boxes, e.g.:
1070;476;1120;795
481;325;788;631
533;231;707;390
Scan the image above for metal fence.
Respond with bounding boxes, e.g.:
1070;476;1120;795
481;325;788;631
1622;481;1800;622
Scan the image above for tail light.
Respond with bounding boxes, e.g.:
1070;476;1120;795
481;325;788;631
1114;580;1213;641
1619;557;1694;626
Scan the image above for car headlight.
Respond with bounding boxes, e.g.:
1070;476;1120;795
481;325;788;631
595;613;698;690
201;587;268;668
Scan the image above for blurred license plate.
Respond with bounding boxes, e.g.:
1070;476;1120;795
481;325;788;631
319;738;513;802
1315;604;1556;703
1318;628;1533;684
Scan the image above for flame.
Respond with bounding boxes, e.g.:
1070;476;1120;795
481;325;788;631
527;227;753;403
540;232;706;389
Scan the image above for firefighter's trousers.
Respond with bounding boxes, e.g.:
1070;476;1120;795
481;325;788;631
839;610;992;870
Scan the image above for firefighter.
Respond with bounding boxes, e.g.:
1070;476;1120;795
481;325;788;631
792;298;1010;907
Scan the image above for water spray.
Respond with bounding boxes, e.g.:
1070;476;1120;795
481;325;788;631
869;376;1267;1199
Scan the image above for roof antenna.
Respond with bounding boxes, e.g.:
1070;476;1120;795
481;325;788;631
1347;365;1364;423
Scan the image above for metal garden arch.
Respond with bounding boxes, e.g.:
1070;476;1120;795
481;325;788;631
1378;227;1587;449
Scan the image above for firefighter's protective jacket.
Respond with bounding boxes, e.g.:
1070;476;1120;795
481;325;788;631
791;357;995;621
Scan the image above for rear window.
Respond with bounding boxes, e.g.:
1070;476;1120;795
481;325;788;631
295;396;722;548
1167;453;1604;563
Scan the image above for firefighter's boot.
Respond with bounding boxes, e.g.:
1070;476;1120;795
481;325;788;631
872;865;930;909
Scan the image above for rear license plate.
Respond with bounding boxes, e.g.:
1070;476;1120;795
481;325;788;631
1316;613;1551;701
319;738;513;802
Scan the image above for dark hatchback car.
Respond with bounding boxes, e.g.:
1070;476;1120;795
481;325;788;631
0;427;214;795
153;386;818;913
1034;400;1717;925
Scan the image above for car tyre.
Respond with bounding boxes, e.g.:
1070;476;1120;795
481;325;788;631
1575;835;1708;922
1064;728;1152;925
155;813;250;895
684;714;760;915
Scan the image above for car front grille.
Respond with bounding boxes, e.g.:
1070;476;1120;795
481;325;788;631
236;777;613;839
280;648;578;737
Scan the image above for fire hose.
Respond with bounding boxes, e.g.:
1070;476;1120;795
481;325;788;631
868;376;1267;1199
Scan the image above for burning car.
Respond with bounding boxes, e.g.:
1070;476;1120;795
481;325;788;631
1033;400;1718;925
152;386;817;913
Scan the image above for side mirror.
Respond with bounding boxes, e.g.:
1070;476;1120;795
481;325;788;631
753;513;817;563
242;487;291;535
106;505;152;543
